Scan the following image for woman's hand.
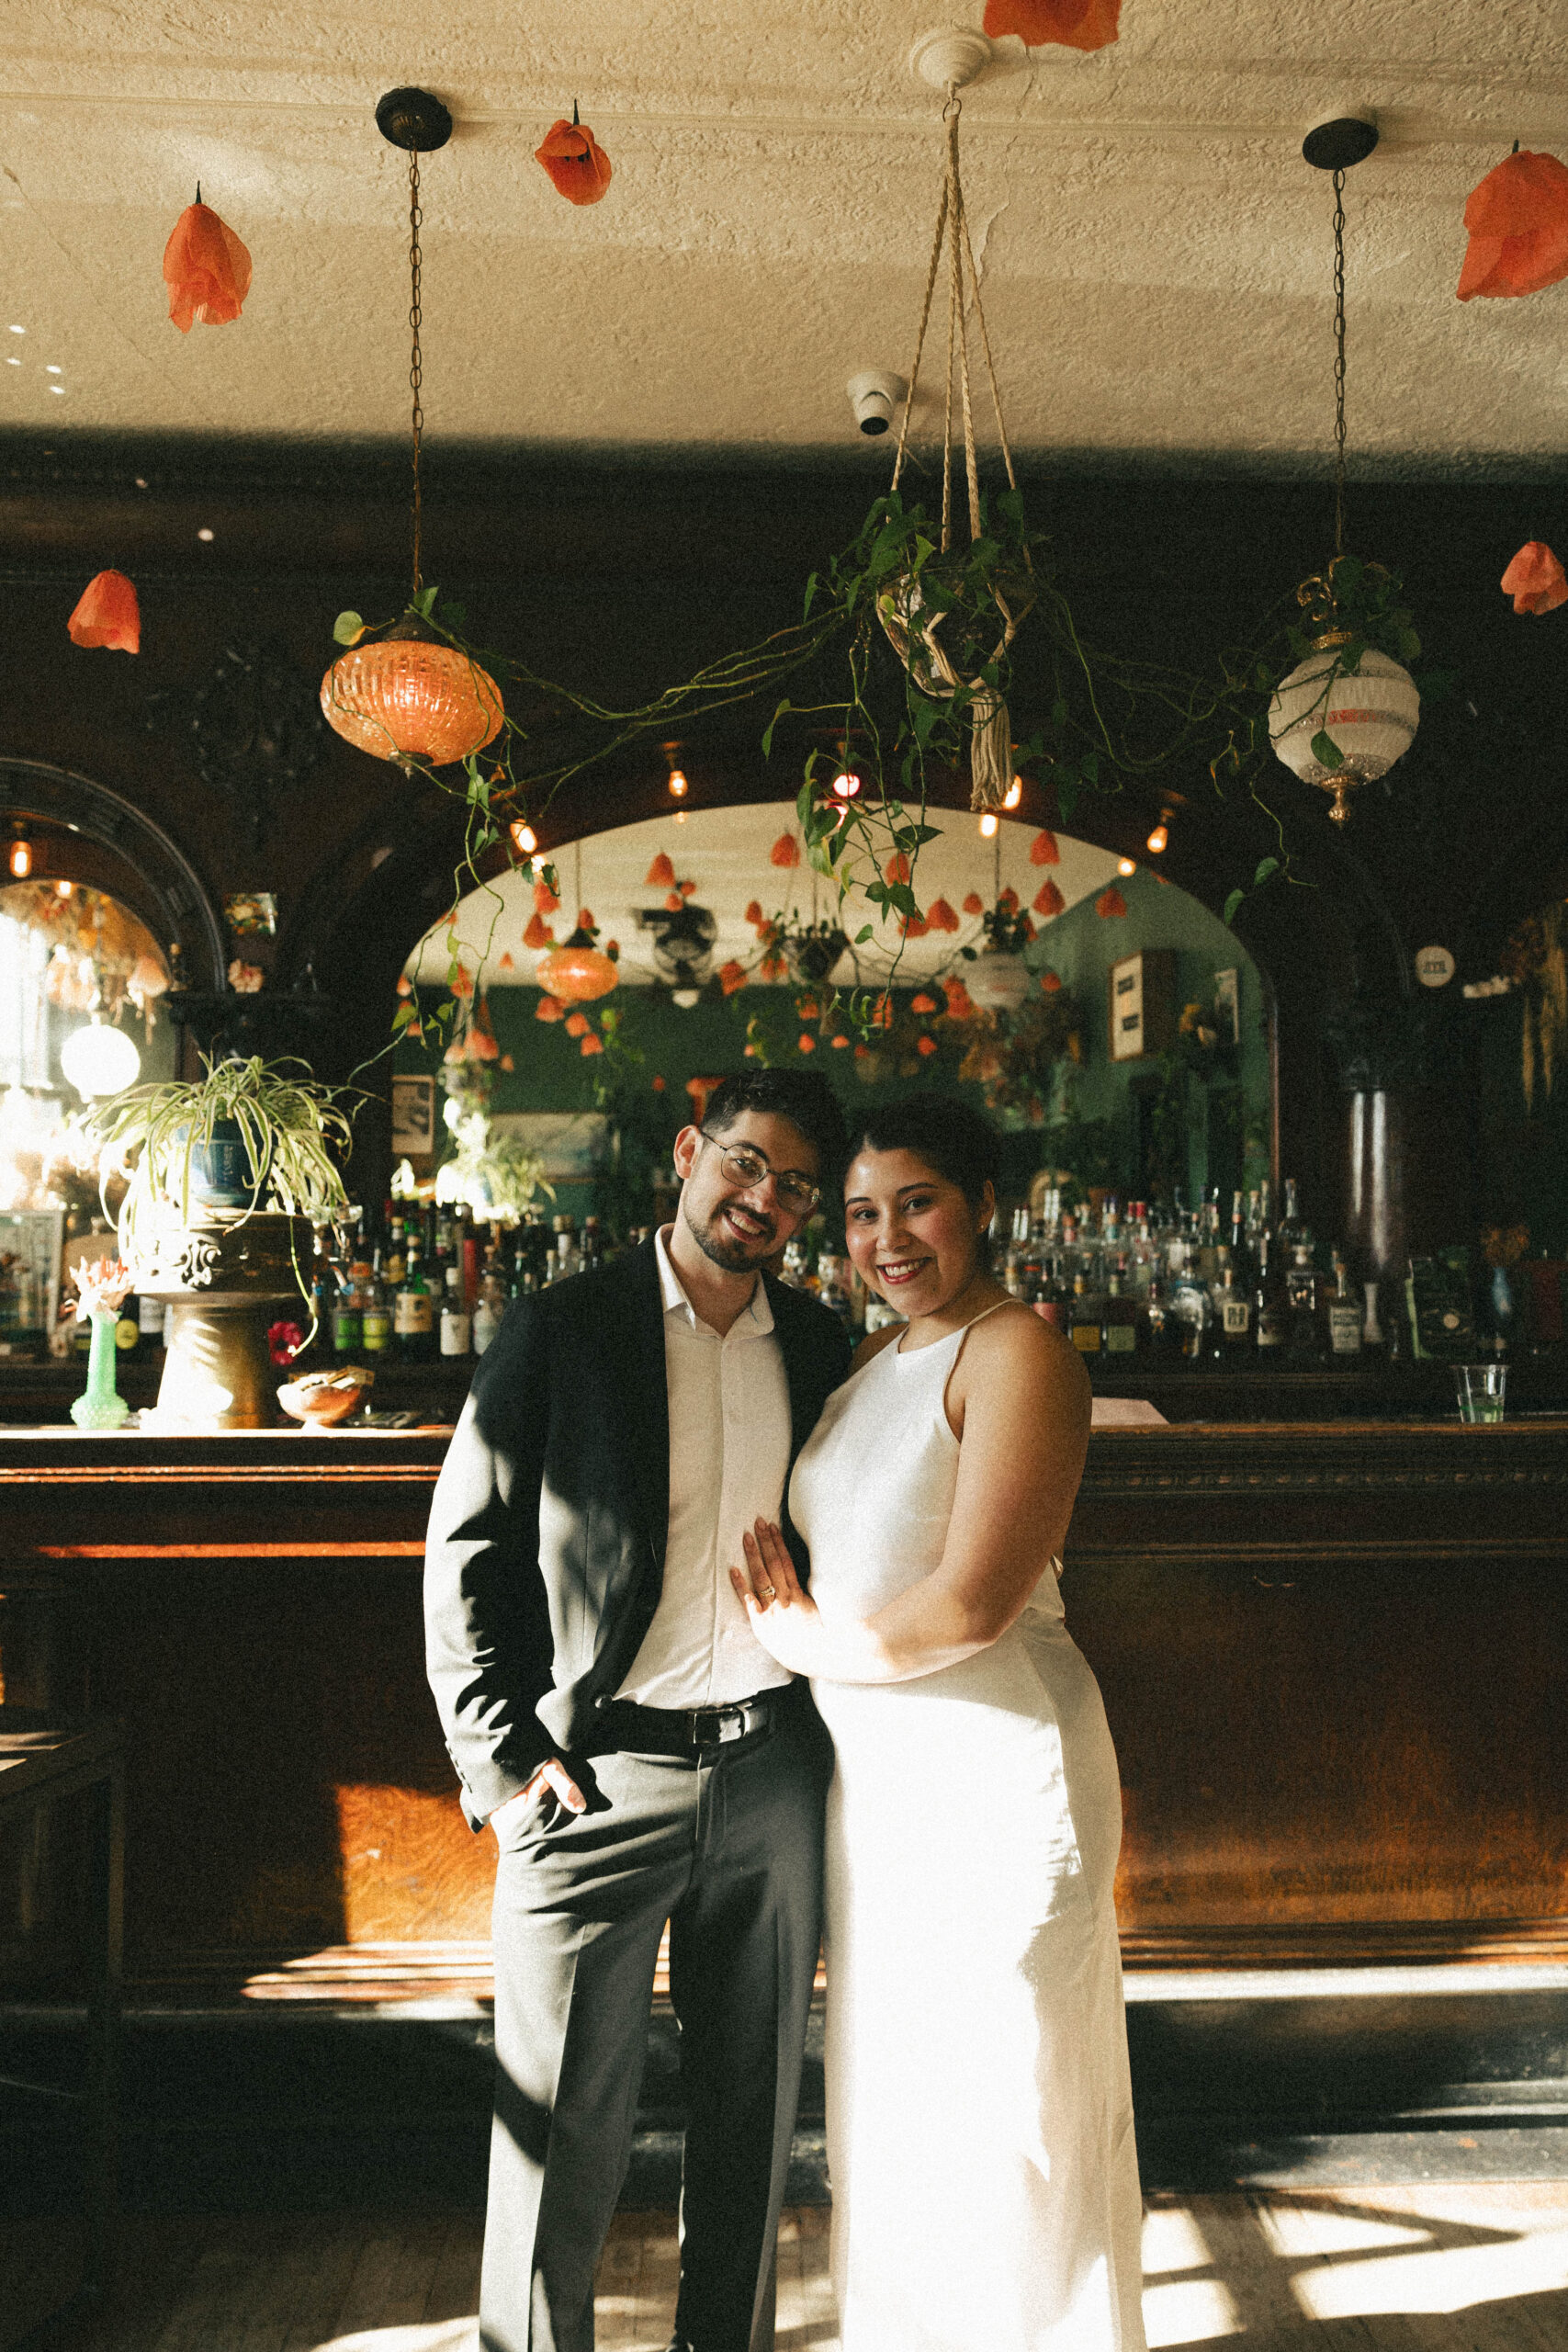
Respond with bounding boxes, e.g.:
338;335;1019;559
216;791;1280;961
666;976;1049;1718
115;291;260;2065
729;1518;829;1676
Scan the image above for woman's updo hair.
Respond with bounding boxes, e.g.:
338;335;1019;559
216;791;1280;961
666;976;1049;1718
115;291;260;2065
845;1093;1002;1220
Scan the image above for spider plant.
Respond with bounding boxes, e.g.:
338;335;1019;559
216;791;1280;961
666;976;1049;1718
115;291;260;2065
91;1054;355;1251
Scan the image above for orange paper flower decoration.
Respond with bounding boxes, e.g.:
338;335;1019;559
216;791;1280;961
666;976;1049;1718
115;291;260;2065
646;852;676;888
770;833;801;869
1095;887;1127;920
164;200;253;332
998;886;1021;913
1041;969;1063;993
963;892;985;917
534;878;561;915
664;891;685;913
1033;878;1066;918
1029;829;1061;865
536;994;564;1023
1501;541;1568;615
67;570;140;654
899;914;930;939
1457;150;1568;301
524;911;555;950
564;1012;590;1037
535;115;614;207
718;960;749;996
910;993;939;1015
797;1035;817;1054
830;1035;851;1050
744;899;764;927
925;899;959;933
497;951;515;973
580;1032;604;1057
886;853;911;885
917;1035;939;1057
983;0;1120;52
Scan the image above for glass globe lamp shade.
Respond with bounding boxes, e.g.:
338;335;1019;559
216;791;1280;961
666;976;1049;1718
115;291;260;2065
321;635;504;769
1269;646;1419;824
535;943;620;1004
61;1018;141;1099
967;951;1032;1012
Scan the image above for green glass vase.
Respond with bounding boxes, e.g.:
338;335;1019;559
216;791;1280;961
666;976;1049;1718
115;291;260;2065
70;1309;130;1431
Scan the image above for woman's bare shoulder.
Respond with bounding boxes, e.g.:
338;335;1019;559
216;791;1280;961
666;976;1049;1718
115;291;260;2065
963;1302;1091;1417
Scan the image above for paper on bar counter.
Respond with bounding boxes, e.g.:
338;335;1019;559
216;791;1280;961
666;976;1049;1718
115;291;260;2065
1089;1396;1168;1426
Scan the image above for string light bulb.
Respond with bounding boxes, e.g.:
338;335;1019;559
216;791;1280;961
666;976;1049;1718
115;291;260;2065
510;820;537;855
978;812;999;839
1117;856;1136;876
7;827;31;879
1003;774;1022;810
668;768;689;799
1146;820;1168;854
56;878;73;898
830;769;863;800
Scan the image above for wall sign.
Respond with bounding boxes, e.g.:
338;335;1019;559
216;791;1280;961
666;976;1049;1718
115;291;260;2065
1415;944;1456;989
1108;949;1176;1062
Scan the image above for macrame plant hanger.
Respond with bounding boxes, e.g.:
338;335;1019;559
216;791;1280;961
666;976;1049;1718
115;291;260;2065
885;69;1033;812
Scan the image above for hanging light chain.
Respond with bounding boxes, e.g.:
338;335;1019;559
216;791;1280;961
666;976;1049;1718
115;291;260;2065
1331;164;1348;562
408;147;425;598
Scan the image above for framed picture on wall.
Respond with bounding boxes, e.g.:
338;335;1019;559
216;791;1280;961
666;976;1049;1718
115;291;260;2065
0;1207;65;1359
1213;967;1240;1046
1108;951;1176;1062
390;1075;438;1159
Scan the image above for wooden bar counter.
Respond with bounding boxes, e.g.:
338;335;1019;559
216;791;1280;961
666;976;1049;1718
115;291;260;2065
2;1414;1565;2006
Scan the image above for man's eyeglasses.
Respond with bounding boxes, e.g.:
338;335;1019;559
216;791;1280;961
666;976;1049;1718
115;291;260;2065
698;1132;820;1216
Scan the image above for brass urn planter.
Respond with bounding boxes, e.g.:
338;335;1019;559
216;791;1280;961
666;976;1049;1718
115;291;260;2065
130;1210;310;1430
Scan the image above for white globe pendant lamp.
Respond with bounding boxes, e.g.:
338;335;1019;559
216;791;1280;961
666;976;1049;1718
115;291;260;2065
61;1015;141;1100
967;951;1032;1012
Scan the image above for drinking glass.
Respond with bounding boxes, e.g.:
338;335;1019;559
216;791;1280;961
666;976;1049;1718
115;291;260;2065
1453;1362;1506;1423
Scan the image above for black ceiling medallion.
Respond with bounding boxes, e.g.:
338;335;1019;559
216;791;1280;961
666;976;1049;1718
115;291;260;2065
148;638;325;847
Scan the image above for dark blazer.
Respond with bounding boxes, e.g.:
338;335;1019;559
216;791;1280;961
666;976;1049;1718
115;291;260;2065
424;1237;853;1828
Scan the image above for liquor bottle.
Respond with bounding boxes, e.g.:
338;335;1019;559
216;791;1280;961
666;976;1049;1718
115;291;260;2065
581;1216;604;1276
1139;1274;1177;1359
1169;1259;1211;1363
360;1257;392;1359
1253;1234;1287;1355
138;1286;164;1357
1325;1253;1363;1358
1032;1256;1070;1332
1213;1252;1253;1354
1100;1262;1138;1358
384;1214;407;1290
816;1253;854;1331
472;1241;508;1356
395;1242;435;1363
550;1216;581;1284
332;1262;366;1359
1068;1272;1102;1356
115;1290;141;1361
440;1265;472;1358
1276;1178;1308;1261
1285;1244;1322;1358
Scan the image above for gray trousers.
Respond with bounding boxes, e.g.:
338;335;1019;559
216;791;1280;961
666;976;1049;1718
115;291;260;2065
481;1691;830;2352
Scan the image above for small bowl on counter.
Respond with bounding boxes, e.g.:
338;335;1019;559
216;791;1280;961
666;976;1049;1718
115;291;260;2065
276;1365;376;1427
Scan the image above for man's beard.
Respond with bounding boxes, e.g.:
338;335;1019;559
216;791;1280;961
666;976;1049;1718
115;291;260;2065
681;1193;777;1273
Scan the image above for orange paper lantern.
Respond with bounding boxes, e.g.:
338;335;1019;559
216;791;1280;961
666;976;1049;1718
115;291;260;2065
1501;541;1568;615
322;632;503;769
164;200;253;333
983;0;1119;51
1029;829;1061;865
1033;877;1066;918
536;942;619;1004
535;115;613;207
67;570;140;654
1457;150;1568;300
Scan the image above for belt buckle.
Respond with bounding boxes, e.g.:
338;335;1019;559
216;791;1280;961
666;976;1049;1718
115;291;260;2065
688;1706;740;1748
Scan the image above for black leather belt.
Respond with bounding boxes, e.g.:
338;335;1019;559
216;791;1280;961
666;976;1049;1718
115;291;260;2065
591;1689;784;1758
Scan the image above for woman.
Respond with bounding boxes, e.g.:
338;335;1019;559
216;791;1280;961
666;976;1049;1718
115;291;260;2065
731;1095;1145;2352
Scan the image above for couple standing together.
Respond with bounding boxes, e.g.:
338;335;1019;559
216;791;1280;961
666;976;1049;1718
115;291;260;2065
424;1070;1145;2352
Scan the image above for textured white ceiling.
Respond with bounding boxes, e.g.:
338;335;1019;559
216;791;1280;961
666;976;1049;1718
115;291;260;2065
4;3;1566;467
405;802;1125;989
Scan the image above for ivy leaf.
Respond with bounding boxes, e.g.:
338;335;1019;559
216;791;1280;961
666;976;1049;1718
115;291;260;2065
802;571;819;619
854;924;873;944
762;698;793;758
412;584;440;620
333;611;366;647
392;1001;418;1030
1310;729;1344;771
1224;888;1246;925
1253;856;1280;887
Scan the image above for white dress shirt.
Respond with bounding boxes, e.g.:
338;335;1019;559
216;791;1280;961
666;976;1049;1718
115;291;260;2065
615;1225;794;1708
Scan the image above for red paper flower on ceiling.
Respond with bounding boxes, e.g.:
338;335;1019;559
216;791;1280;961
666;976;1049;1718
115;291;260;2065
770;833;801;868
926;898;961;933
744;899;764;926
983;0;1120;52
534;877;561;915
580;1032;604;1057
646;852;676;888
664;891;685;913
536;994;564;1023
998;886;1021;913
1501;541;1568;615
963;892;985;917
1033;877;1066;918
718;960;749;996
67;570;140;653
164;200;253;333
1457;150;1568;300
1041;969;1064;993
1029;829;1061;865
535;113;614;207
564;1012;590;1037
524;911;555;950
886;853;911;884
1095;887;1127;920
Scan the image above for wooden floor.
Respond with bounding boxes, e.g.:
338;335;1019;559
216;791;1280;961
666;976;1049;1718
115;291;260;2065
5;2188;1568;2351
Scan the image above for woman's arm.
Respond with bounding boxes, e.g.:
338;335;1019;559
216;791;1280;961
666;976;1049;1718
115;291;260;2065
731;1311;1090;1684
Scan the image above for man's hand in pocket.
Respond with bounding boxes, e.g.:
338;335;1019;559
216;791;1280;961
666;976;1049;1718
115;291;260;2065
489;1758;587;1838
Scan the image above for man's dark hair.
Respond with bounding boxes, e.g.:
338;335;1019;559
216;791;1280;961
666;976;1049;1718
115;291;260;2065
846;1091;1001;1212
701;1069;848;1180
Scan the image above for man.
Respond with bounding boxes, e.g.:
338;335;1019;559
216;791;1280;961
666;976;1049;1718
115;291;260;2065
424;1068;852;2352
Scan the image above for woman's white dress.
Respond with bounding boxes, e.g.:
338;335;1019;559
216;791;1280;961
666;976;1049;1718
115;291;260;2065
789;1312;1146;2352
